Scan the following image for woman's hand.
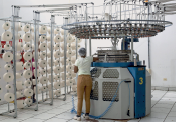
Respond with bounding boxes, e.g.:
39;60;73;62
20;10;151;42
93;57;99;62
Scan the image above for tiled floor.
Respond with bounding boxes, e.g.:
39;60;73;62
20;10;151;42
0;90;176;122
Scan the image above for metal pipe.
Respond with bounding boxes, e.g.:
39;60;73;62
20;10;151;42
148;4;150;69
7;21;10;113
15;3;92;8
104;53;108;62
131;35;134;62
76;37;78;59
12;7;18;118
120;3;121;20
85;5;88;55
33;11;39;111
89;36;91;56
123;37;125;50
46;34;48;100
50;15;55;105
64;17;68;101
36;8;71;13
148;37;150;68
0;17;11;21
85;40;87;53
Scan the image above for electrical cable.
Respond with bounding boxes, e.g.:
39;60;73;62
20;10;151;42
127;83;130;116
71;79;130;119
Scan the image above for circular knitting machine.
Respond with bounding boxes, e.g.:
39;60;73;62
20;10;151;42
63;0;175;119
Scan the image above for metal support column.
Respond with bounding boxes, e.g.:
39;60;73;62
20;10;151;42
85;39;87;55
50;15;55;105
131;35;134;61
147;4;150;69
120;3;121;20
89;36;91;56
85;4;88;55
76;37;78;59
12;6;20;118
148;37;150;68
123;37;125;50
63;17;68;101
33;11;40;111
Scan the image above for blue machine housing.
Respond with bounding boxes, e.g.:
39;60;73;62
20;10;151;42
91;62;141;68
121;37;139;50
128;66;146;118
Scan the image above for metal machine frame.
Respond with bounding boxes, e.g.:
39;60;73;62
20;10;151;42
0;3;92;118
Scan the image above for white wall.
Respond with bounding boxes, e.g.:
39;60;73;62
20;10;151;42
133;15;176;88
0;0;4;36
150;15;176;88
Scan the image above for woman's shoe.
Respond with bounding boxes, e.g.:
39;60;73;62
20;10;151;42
83;114;89;119
74;115;81;121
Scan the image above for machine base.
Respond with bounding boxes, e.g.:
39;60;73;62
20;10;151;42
82;67;151;120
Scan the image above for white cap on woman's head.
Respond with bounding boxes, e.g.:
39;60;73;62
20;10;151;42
78;47;86;56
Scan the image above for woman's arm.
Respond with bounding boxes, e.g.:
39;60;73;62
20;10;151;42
74;66;78;73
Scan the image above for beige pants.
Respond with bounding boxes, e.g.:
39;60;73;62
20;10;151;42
77;75;92;116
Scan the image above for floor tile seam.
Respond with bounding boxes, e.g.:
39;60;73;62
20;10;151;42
47;109;70;114
142;115;167;120
2;106;70;121
151;108;170;113
42;116;65;122
51;103;69;108
0;111;22;120
20;116;45;122
154;103;176;105
46;109;68;114
0;116;12;121
47;112;73;121
163;96;176;98
27;110;55;119
152;106;174;109
151;91;169;108
167;115;176;117
6;114;35;122
163;102;176;122
161;98;176;101
33;113;59;121
54;109;72;119
21;109;47;114
20;111;47;120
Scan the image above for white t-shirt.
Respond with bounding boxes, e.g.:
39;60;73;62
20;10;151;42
75;56;93;75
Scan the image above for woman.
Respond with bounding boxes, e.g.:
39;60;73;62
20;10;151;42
74;48;98;121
